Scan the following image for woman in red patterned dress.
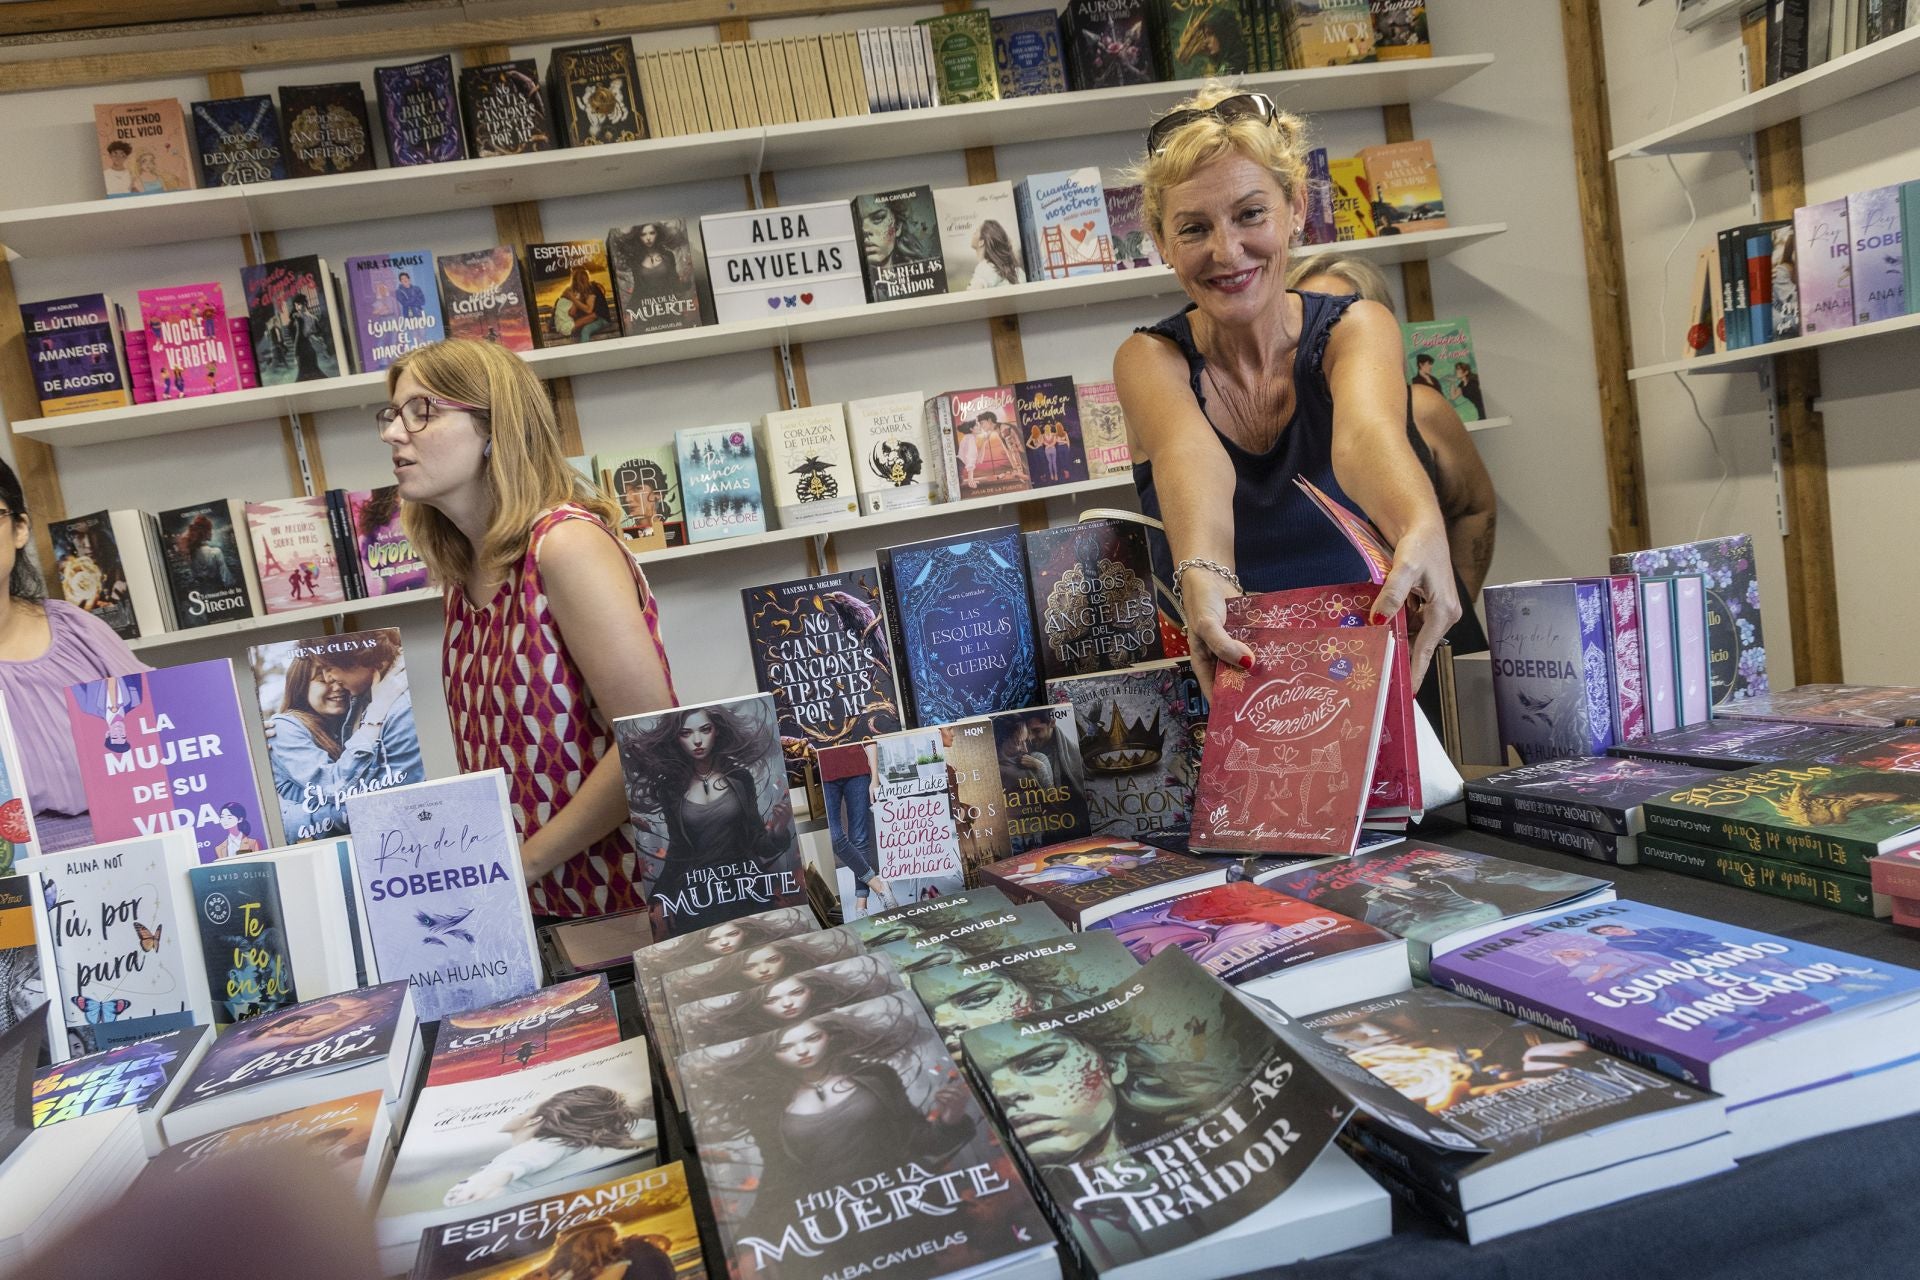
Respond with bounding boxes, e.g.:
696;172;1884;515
377;338;677;921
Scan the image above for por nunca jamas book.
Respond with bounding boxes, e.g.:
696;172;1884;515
343;770;541;1023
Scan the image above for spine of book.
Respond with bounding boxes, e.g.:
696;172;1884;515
1462;786;1633;835
1745;228;1775;348
1334;1127;1468;1236
1638;832;1882;917
1463;806;1636;864
1608;574;1649;744
873;547;916;729
1717;228;1747;351
1639;801;1879;875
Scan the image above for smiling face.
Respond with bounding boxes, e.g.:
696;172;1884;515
678;711;717;763
760;977;812;1020
307;672;351;718
380;369;490;510
1156;152;1299;327
773;1019;830;1072
318;661;377;700
985;1029;1118;1164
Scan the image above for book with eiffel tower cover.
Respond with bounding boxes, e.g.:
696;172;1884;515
1190;625;1395;855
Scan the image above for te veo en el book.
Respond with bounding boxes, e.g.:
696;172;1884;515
981;836;1225;929
866;901;1070;975
607;219;706;336
189;94;287;187
918;9;1001;103
992;9;1069;96
20;294;131;416
435;246;537;352
699;201;865;325
425;974;622;1087
547;38;647;146
457;59;554;158
244;496;345;613
1096;879;1409;1016
853;184;948;303
1637;831;1891;918
1710;681;1920;729
1259;842;1614;978
1607;719;1860;770
817;730;966;923
138;284;240;400
1429;899;1920;1157
1047;659;1196;851
757;401;859;528
374;54;465;166
527;240;618;346
1639;760;1920;876
240;255;346;384
187;856;300;1023
1014;167;1114;279
1466;755;1722;836
1286;986;1731;1244
1014;374;1091;489
846;389;935;512
31;1024;213;1157
211;839;367;999
931;181;1027;292
906;928;1139;1056
345;250;446;372
1064;0;1160;88
874;522;1039;727
1609;534;1768;706
343;770;542;1023
683;989;1055;1280
155;498;260;627
929;384;1030;503
48;509;169;641
594;443;685;553
674;423;766;541
277;82;376;178
962;949;1387;1279
672;952;904;1053
93;98;195;198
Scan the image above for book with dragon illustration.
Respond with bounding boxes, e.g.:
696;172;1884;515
1639;761;1920;876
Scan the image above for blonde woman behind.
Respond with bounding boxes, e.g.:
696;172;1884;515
377;338;677;923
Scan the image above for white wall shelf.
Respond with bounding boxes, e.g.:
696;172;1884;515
1626;310;1920;380
1465;415;1511;432
1610;26;1920;159
18;223;1507;447
0;57;1493;260
125;586;441;652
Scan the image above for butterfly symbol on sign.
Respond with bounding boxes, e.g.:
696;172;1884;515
132;921;163;952
73;995;132;1024
416;906;477;946
783;296;798;308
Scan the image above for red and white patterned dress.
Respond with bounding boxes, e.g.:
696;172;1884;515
443;504;676;918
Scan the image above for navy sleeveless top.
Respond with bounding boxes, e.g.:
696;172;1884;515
1134;291;1427;594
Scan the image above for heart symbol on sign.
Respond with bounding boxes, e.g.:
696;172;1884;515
766;297;782;309
800;292;814;305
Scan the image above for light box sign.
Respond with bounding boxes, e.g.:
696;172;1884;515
700;201;867;326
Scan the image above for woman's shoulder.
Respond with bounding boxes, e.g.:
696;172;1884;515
1130;304;1198;347
44;600;147;675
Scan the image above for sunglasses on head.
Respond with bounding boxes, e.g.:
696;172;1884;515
1145;92;1279;156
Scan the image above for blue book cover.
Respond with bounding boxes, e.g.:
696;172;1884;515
1484;580;1612;765
1013;167;1115;279
343;770;540;1023
675;424;766;543
189;95;287;187
992;9;1068;97
345;250;445;374
1746;230;1774;348
188;858;296;1024
1609;534;1767;705
373;54;464;166
878;523;1038;727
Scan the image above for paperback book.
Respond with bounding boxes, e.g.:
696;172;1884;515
875;523;1038;727
144;1088;392;1206
0;874;55;1043
757;402;859;528
1014;167;1115;278
1403;318;1484;422
981;836;1224;929
1369;0;1431;57
988;705;1093;855
31;1024;213;1156
278;82;376;178
1047;660;1196;850
187;858;298;1023
931;181;1027;291
1608;720;1860;770
1466;756;1723;836
245;496;345;612
1639;761;1920;875
1024;519;1161;680
347;486;430;597
548;38;647;146
854;185;948;302
907;929;1139;1055
1285;0;1379;65
155;499;259;629
1711;682;1920;728
1610;535;1768;705
138;284;239;400
597;445;686;552
424;975;622;1087
1104;184;1162;270
660;927;869;1015
846;390;934;512
1847;183;1905;323
458;59;554;158
1794;197;1853;333
1329;156;1377;240
374;55;465;166
1066;0;1159;87
93;99;195;198
1360;140;1446;235
189;95;286;186
993;9;1069;96
607;220;705;336
435;247;537;352
918;10;1002;104
675;424;766;541
672;952;904;1052
21;294;130;417
931;384;1031;502
1015;374;1090;488
1157;0;1252;76
1484;580;1613;764
1076;380;1133;477
1463;808;1637;866
345;250;446;372
818;730;967;920
240;255;344;384
1638;832;1889;918
527;240;618;346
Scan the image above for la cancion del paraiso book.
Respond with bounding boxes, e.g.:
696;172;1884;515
457;59;554;158
64;661;265;863
141;1087;393;1206
347;250;446;372
527;240;617;346
1047;660;1195;850
374;54;465;166
32;1024;213;1157
20;294;131;416
682;989;1055;1280
155;498;259;628
435;246;537;352
846;390;934;513
138;284;239;400
187;858;297;1023
343;770;542;1023
700;201;866;325
595;443;685;553
907;929;1139;1056
672;952;904;1053
1015;167;1114;279
981;836;1225;929
1639;760;1920;876
1023;520;1160;681
93;99;195;198
277;82;375;178
547;37;647;146
1610;534;1768;706
816;730;967;921
240;255;345;384
189;95;286;187
426;974;622;1087
876;523;1039;727
18;830;214;1059
931;181;1027;291
757;402;859;528
607;219;706;336
612;694;804;942
1466;755;1723;836
853;184;948;303
1015;374;1091;488
675;424;767;542
244;495;345;612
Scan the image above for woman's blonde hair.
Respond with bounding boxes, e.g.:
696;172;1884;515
386;338;618;584
1129;81;1311;241
1286;251;1394;312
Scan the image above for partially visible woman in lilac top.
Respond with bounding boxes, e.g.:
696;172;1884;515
0;461;147;851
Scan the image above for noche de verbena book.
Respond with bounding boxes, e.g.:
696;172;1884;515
962;949;1389;1279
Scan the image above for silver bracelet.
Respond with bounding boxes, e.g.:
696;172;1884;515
1172;557;1242;615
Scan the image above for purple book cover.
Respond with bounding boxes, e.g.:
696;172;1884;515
1303;147;1336;245
373;54;463;166
1430;900;1920;1090
1674;575;1709;727
1609;535;1767;706
64;662;265;864
1607;575;1647;744
1793;198;1852;333
1847;184;1905;323
1641;578;1676;734
1609;721;1860;770
1466;755;1721;834
344;250;444;373
1484;581;1611;764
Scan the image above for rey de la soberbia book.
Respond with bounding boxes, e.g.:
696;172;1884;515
375;54;465;166
189;95;286;187
1260;843;1614;978
547;37;646;146
408;1161;701;1280
142;1088;393;1207
458;59;554;158
877;523;1038;728
249;627;426;843
741;568;902;786
1638;761;1920;876
1191;624;1394;855
908;930;1139;1056
426;974;622;1087
240;255;344;384
65;661;264;863
245;495;345;611
436;246;537;352
1286;986;1730;1244
1609;720;1859;770
672;953;904;1053
278;82;376;178
343;770;542;1023
1024;520;1159;681
962;949;1388;1280
32;1024;213;1156
139;284;240;400
187;857;298;1024
1096;880;1409;1018
1466;755;1723;836
1429;900;1920;1157
680;989;1057;1280
608;220;706;336
94;99;195;198
1610;534;1768;707
346;250;446;372
854;184;948;302
612;694;804;942
155;498;258;628
18;830;215;1059
161;981;419;1146
1047;660;1195;851
676;424;766;542
1484;579;1614;764
21;294;130;417
818;729;967;920
981;836;1226;930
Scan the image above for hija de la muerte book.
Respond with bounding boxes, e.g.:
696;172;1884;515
1191;625;1396;855
853;185;948;303
373;54;464;166
456;59;554;158
656;930;866;1049
345;250;446;372
595;444;686;553
740;568;903;783
343;770;542;1023
240;255;344;384
155;498;261;628
1329;156;1377;240
607;219;705;336
189;94;287;187
673;954;904;1053
547;38;647;146
675;424;766;542
931;181;1027;292
244;496;344;613
1014;167;1114;279
929;384;1031;502
21;293;131;417
908;930;1139;1056
1014;374;1090;488
875;523;1039;728
1023;519;1162;681
1483;580;1614;765
1047;660;1196;851
756;402;859;528
980;836;1224;929
93;98;195;198
611;694;805;941
435;246;536;352
138;284;239;400
186;858;297;1024
846;390;934;512
424;974;621;1086
277;82;376;178
63;662;266;862
1402;317;1485;422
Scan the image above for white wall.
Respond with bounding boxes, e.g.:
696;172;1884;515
0;0;1614;785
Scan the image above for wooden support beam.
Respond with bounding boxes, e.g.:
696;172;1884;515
1558;0;1651;556
1380;103;1434;323
0;0;271;39
0;260;67;575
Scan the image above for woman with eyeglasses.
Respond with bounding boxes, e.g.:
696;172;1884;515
376;338;677;922
0;460;148;852
1115;85;1461;696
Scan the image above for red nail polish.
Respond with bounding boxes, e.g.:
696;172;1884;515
1369;612;1386;625
1239;654;1255;670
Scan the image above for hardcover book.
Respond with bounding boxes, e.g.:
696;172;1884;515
458;59;554;158
65;661;265;862
1638;831;1890;918
345;250;446;372
741;569;903;783
424;974;622;1086
699;202;866;324
1066;0;1159;86
1609;720;1859;770
1014;374;1090;488
249;627;425;843
1103;184;1163;270
1076;380;1133;478
1466;755;1722;835
1014;167;1115;279
1710;682;1920;728
1259;843;1614;976
1329;156;1377;240
343;770;542;1023
435;246;536;352
607;220;705;336
1369;0;1431;57
277;82;376;178
757;402;859;528
846;390;934;512
1484;580;1613;765
144;1088;392;1206
596;444;686;551
18;830;213;1058
1609;535;1767;705
1157;0;1253;76
20;294;130;416
31;1024;213;1156
347;486;429;596
908;929;1138;1055
930;384;1031;502
673;953;904;1052
1794;197;1853;332
189;95;287;187
1640;760;1920;875
93;99;195;198
853;185;948;303
613;694;804;941
932;181;1028;291
245;496;345;612
819;730;967;919
981;835;1225;929
1285;0;1378;65
1403;317;1484;421
138;284;240;400
675;424;766;541
1192;624;1395;854
1024;519;1161;680
1048;660;1195;850
155;499;259;628
527;240;617;346
374;55;464;166
1359;139;1446;235
875;523;1038;727
992;9;1069;96
683;990;1052;1280
548;38;647;146
0;874;55;1043
187;858;297;1023
240;255;344;384
1847;182;1905;323
918;10;1002;103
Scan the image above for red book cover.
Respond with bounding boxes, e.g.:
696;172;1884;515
1192;624;1395;855
424;974;621;1085
1227;584;1420;818
977;836;1227;928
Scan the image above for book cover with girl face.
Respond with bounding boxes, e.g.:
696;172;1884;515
931;181;1027;292
94;99;195;198
607;220;704;336
346;486;429;597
